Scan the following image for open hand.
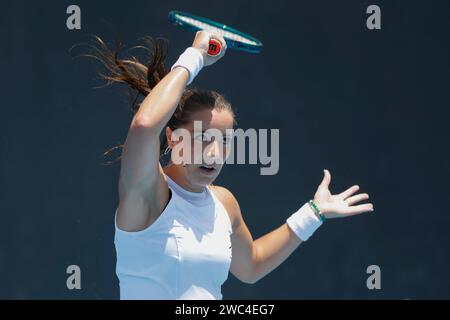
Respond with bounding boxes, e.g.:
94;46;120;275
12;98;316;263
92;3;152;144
313;169;374;219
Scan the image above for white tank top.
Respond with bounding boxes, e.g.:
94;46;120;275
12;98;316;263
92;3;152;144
114;174;233;300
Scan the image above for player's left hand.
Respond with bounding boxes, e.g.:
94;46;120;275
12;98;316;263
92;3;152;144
312;169;374;218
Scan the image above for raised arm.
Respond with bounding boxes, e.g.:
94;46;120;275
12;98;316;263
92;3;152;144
117;31;227;231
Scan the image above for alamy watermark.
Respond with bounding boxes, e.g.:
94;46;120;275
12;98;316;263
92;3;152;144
366;5;381;30
66;265;81;290
168;121;279;175
66;5;381;32
66;5;81;30
366;265;381;290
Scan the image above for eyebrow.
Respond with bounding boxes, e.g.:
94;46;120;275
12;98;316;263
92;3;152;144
193;130;233;136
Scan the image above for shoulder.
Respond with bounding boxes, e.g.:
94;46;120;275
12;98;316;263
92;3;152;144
208;185;241;229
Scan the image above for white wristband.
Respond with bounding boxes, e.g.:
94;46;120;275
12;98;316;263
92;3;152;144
286;202;323;241
170;47;204;85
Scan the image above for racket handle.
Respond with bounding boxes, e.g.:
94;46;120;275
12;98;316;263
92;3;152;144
208;39;222;56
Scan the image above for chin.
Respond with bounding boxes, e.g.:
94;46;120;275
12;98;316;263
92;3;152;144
196;173;218;185
197;168;221;184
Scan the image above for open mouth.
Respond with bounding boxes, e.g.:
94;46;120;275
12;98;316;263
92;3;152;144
199;165;216;174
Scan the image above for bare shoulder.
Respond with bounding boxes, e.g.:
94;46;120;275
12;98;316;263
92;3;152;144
208;185;241;229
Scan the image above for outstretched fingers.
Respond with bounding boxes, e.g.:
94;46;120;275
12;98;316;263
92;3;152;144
344;203;374;216
345;193;369;206
339;185;360;199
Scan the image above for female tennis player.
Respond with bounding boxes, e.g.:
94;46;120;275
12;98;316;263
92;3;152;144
90;31;374;299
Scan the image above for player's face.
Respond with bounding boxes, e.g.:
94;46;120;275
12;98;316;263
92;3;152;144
168;108;234;190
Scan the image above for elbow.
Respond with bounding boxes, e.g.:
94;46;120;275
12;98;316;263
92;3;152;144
132;115;153;128
232;245;262;284
131;115;161;133
240;274;260;284
243;277;258;285
234;268;260;285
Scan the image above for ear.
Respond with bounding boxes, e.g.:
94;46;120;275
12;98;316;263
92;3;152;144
165;126;174;147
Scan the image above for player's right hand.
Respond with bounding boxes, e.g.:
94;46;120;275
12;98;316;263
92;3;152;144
191;31;227;67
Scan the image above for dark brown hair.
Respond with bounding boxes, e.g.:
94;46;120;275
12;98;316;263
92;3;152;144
82;35;235;165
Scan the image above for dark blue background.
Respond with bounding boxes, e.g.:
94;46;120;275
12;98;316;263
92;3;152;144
0;0;449;299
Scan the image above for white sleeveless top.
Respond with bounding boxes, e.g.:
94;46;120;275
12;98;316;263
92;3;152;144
114;174;233;300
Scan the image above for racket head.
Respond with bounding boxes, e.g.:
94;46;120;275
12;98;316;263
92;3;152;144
168;10;263;53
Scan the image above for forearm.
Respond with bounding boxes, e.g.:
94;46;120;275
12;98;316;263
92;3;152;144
250;223;302;283
134;67;189;131
250;203;321;283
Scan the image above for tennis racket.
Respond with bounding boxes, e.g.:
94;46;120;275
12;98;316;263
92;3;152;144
168;10;263;56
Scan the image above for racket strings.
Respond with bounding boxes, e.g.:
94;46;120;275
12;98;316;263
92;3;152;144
175;15;258;46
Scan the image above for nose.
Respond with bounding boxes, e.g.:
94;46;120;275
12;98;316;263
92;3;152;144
206;140;220;161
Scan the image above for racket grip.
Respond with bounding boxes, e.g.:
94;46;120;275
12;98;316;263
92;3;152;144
208;39;222;56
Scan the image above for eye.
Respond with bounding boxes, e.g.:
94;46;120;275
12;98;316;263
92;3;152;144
194;132;232;144
222;136;232;145
194;132;209;142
